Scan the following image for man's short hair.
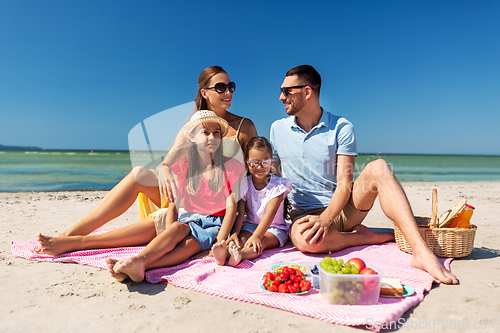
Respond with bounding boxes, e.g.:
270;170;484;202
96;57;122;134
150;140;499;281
286;65;321;95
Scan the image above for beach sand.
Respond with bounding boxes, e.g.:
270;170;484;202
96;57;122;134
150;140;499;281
1;182;499;333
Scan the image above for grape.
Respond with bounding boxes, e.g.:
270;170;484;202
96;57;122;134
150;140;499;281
321;256;375;305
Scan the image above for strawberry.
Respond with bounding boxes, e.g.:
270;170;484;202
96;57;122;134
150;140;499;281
278;283;289;293
267;284;278;292
300;280;311;292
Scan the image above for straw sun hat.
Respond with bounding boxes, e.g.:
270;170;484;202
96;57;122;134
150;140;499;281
184;110;229;137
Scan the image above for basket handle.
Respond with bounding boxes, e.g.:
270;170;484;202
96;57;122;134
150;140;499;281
429;188;438;229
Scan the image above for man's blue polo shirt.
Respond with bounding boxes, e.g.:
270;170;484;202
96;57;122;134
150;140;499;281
269;109;357;210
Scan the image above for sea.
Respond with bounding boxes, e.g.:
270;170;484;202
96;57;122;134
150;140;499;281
1;150;499;192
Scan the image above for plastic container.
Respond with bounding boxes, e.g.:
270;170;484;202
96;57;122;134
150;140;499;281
319;266;382;305
449;204;475;228
304;262;320;289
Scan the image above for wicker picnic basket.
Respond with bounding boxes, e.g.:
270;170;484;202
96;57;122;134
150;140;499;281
393;189;477;258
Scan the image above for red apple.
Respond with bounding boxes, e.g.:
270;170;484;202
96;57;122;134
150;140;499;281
360;267;377;275
347;258;366;272
360;267;379;290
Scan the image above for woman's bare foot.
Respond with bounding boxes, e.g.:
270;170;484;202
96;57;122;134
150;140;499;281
411;249;458;284
212;240;228;266
227;241;242;267
113;257;146;283
35;233;82;256
105;258;129;282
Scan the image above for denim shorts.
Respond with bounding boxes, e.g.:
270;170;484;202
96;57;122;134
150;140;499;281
151;209;223;251
240;222;289;247
178;212;224;251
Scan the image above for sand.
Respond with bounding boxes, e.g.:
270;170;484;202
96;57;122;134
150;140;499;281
1;182;499;333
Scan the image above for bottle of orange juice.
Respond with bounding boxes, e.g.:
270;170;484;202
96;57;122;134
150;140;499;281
449;204;475;228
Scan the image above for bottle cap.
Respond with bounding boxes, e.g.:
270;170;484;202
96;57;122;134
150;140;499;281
465;204;475;210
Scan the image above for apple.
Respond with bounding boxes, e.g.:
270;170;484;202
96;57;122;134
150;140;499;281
360;267;379;290
360;267;377;275
347;258;366;272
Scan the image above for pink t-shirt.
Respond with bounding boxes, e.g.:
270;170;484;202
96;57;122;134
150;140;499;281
240;174;292;230
171;157;245;216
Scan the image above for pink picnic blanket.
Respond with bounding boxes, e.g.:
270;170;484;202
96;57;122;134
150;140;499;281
11;231;452;332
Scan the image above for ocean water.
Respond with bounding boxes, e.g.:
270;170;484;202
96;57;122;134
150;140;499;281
1;150;499;192
0;150;131;192
357;154;500;182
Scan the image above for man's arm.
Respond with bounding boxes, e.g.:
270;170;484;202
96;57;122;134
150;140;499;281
296;154;355;245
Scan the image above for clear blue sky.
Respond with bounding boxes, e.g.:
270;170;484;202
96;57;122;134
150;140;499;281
1;1;499;155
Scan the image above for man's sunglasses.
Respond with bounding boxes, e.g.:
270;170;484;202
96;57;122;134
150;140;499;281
246;158;273;169
280;85;313;96
206;82;236;94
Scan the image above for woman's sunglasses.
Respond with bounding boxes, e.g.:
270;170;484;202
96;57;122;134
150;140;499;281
206;82;236;94
246;158;273;169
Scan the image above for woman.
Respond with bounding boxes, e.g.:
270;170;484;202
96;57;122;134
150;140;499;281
51;66;257;240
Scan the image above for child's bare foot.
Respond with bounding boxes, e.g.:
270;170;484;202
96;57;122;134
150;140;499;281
105;258;128;282
227;241;242;267
113;257;146;283
411;249;458;284
35;233;81;255
212;240;228;266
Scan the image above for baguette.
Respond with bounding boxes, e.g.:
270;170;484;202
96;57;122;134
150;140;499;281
380;277;404;296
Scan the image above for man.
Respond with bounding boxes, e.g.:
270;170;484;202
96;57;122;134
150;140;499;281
270;65;457;284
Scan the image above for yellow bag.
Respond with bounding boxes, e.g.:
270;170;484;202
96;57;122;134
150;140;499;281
137;193;169;220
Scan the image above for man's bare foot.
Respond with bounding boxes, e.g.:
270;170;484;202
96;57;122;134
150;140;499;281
352;225;395;244
35;233;82;255
227;241;242;267
105;258;129;282
113;257;146;283
411;250;458;284
212;240;228;266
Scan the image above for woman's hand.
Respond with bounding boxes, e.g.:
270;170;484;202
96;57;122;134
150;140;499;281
157;163;176;202
244;235;263;254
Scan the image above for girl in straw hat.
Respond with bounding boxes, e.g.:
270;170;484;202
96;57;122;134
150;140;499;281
36;111;245;282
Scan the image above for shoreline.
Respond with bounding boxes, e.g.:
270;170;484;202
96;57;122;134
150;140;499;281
2;182;499;332
2;180;500;194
